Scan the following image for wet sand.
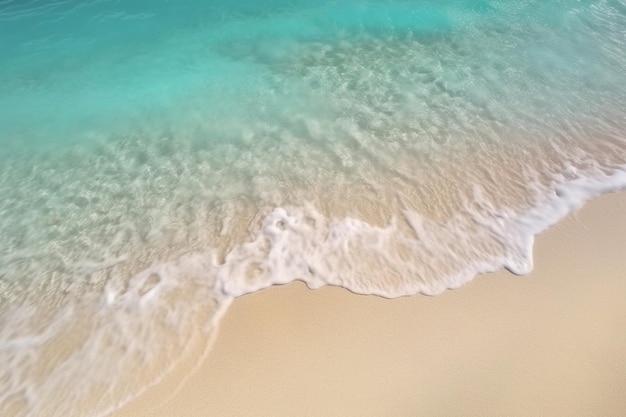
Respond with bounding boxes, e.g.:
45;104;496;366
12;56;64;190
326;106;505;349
111;191;626;417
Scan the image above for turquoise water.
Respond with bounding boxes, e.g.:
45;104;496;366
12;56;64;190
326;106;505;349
1;1;625;415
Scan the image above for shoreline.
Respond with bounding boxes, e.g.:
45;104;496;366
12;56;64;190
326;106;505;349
111;190;626;417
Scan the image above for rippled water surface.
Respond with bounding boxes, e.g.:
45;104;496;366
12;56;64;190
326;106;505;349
1;1;625;415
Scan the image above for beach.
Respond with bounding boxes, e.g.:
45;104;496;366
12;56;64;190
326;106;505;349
2;2;625;416
111;191;626;417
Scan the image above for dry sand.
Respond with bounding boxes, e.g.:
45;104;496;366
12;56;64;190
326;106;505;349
111;192;626;417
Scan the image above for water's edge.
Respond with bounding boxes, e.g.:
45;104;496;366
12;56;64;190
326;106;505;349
103;167;626;417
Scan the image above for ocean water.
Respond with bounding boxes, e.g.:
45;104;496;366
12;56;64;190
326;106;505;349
1;0;625;415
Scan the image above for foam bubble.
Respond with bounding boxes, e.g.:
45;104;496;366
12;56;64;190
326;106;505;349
216;166;626;299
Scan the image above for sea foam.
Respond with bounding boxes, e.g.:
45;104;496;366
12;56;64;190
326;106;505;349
218;165;626;298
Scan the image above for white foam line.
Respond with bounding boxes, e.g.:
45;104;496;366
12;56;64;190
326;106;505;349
215;166;626;299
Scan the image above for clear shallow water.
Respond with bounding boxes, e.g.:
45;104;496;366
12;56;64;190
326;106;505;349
1;0;625;415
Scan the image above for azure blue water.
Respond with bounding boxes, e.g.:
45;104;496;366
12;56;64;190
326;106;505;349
1;0;625;415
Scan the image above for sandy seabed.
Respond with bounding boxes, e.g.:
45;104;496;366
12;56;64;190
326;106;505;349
111;191;626;417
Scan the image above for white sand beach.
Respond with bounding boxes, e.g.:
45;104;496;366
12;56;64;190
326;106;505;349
111;191;626;417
